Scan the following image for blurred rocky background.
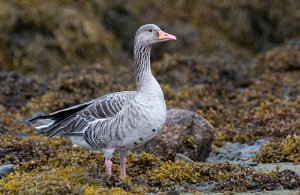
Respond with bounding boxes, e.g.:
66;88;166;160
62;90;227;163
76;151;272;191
0;0;300;193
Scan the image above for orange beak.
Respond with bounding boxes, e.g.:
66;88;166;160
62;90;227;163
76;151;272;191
158;30;177;41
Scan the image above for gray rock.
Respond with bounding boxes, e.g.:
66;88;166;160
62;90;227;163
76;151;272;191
0;164;14;178
175;153;194;163
166;190;180;195
207;139;270;163
135;109;214;161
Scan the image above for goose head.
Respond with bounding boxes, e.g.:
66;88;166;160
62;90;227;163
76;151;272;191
134;24;176;47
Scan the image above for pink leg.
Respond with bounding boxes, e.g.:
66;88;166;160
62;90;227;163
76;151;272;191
105;159;113;176
120;155;126;178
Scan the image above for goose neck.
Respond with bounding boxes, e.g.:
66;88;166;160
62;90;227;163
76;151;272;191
133;43;153;91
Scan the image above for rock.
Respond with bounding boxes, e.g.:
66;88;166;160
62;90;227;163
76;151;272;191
135;109;214;162
166;190;180;195
207;139;270;163
0;164;14;178
175;153;194;163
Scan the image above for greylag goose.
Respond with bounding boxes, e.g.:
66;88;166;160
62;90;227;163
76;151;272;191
29;24;176;178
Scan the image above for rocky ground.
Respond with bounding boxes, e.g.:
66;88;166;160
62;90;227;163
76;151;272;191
0;0;300;194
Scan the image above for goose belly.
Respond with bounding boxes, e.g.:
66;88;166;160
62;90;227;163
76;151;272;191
119;97;167;149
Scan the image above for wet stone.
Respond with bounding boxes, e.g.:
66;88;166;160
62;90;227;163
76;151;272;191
207;139;270;163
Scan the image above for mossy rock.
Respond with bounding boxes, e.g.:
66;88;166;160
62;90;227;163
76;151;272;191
126;0;300;52
1;0;129;74
152;52;299;144
20;65;134;115
0;71;46;111
152;54;251;87
256;38;300;72
2;0;300;74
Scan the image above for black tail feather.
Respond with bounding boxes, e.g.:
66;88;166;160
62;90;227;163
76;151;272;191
28;101;92;137
28;115;55;123
28;102;91;124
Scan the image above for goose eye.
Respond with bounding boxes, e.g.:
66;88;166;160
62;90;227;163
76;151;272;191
148;30;153;32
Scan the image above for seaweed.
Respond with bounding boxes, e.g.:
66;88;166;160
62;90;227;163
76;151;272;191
1;142;299;193
256;135;300;163
0;0;300;193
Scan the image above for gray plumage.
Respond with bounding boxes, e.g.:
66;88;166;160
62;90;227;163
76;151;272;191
29;24;176;176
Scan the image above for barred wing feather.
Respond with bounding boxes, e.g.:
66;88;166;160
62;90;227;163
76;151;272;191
32;91;135;137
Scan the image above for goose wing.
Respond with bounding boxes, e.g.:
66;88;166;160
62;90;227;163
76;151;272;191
29;91;135;137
